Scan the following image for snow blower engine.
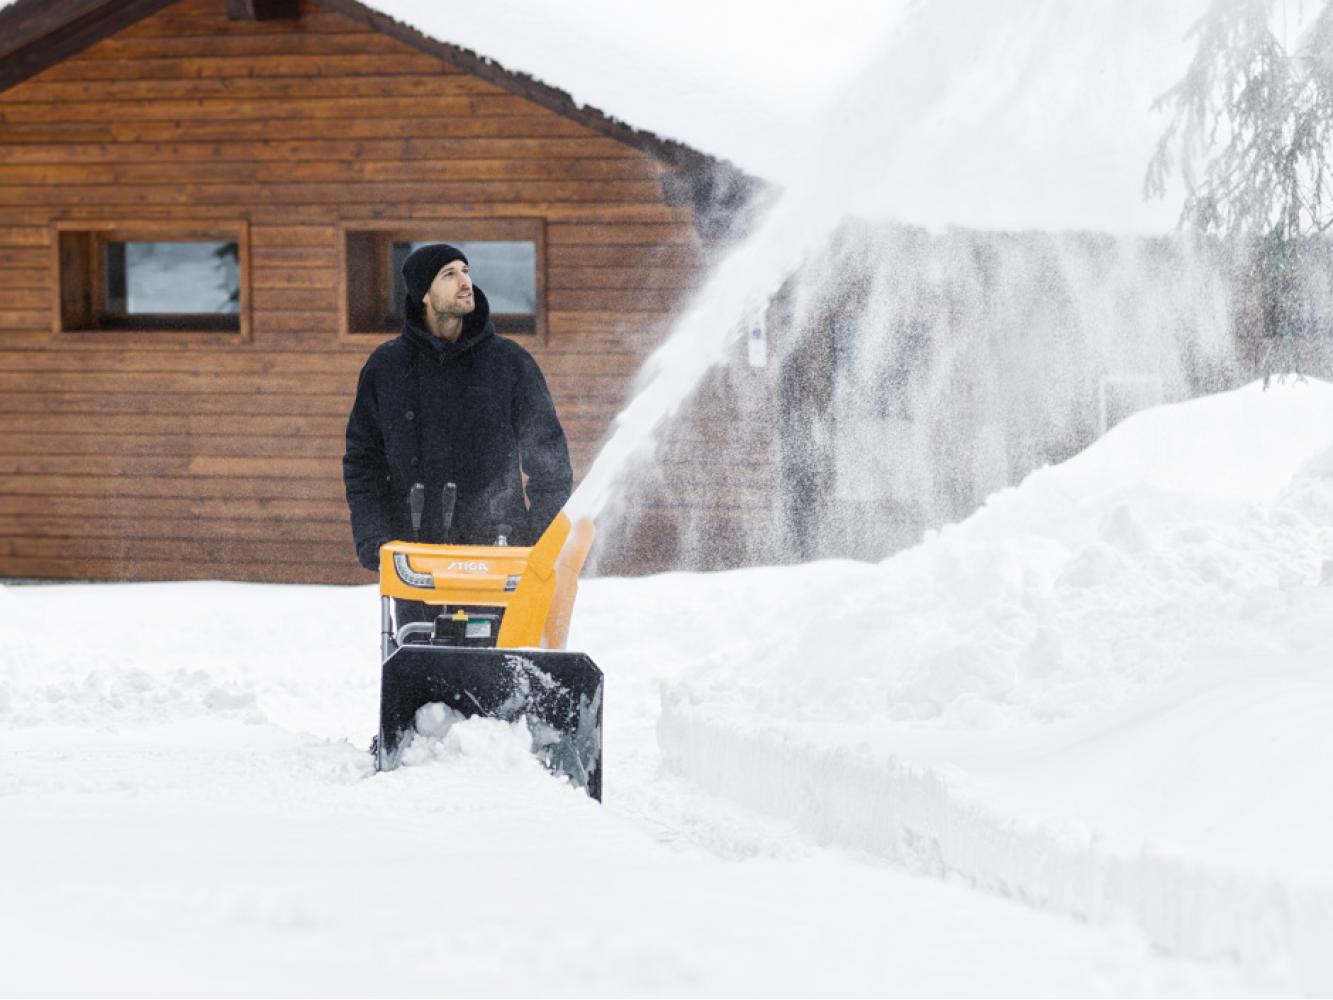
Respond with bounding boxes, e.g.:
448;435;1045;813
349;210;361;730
376;482;603;799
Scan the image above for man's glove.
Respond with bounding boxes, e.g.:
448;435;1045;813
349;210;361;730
356;536;390;572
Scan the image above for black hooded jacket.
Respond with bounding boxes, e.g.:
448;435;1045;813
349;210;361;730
342;286;572;570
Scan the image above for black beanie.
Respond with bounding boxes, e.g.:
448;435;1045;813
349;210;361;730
402;243;468;305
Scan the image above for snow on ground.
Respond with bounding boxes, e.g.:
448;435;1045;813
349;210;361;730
2;379;1330;995
0;599;1239;998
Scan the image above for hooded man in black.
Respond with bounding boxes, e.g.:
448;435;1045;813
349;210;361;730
342;243;572;571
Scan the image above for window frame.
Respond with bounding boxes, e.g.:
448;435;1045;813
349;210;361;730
337;218;547;344
50;219;252;345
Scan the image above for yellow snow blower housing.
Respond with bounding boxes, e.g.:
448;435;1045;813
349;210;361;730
375;512;603;798
378;512;592;650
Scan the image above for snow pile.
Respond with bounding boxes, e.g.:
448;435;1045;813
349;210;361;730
399;702;543;773
665;380;1333;730
656;378;1333;990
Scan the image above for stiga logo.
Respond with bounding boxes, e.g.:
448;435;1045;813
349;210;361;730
447;561;490;573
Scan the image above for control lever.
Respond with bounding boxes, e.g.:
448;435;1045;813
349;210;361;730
409;482;425;540
494;524;512;547
441;482;457;541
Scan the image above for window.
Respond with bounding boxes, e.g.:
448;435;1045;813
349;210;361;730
106;241;239;317
55;221;250;339
341;220;545;340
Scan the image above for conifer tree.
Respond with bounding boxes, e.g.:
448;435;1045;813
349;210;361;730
1146;0;1333;380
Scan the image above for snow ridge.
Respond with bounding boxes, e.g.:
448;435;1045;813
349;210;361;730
659;698;1333;992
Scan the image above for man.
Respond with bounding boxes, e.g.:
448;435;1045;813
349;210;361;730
343;243;572;571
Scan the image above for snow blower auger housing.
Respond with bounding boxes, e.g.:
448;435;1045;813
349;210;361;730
376;506;603;800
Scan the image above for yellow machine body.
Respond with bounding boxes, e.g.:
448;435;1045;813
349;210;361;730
377;512;595;649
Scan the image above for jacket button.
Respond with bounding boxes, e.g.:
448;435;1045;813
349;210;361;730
405;410;414;421
410;456;420;467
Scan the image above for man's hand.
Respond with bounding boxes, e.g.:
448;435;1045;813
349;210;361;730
357;536;390;572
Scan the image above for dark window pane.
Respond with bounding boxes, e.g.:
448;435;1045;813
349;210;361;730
105;241;240;315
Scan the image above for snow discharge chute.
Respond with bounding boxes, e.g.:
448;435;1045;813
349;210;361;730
375;506;603;800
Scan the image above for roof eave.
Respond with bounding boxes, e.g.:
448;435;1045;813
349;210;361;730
0;0;180;93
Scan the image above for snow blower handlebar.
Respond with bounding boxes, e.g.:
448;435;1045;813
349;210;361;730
409;482;425;541
441;482;456;540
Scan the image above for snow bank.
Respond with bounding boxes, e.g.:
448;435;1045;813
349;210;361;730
662;380;1333;730
657;379;1333;990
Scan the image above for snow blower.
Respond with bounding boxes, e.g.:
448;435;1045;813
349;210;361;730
375;482;603;799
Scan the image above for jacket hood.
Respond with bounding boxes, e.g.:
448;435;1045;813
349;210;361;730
402;284;494;359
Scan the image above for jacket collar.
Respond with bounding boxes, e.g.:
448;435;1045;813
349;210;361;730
402;285;495;360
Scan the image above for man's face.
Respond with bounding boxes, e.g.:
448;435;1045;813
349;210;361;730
423;260;474;319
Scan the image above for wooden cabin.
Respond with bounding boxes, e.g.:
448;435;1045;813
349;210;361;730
0;0;761;582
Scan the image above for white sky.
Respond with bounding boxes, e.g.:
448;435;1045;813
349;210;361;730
360;0;910;176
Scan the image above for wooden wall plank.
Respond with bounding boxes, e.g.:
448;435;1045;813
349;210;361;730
0;494;344;520
0;202;691;224
0;94;549;123
0;515;350;543
118;10;361;36
1;410;343;434
0;371;358;395
0;391;353;416
0;433;345;459
0;158;661;184
3;474;343;500
0;180;666;206
79;30;410;58
0;267;47;288
0;349;361;373
31;52;453;80
1;74;507;103
0;225;53;245
2;537;354;566
0;114;592;142
0;138;650;164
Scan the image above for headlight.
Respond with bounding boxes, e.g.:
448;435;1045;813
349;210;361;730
393;552;435;589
